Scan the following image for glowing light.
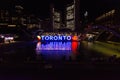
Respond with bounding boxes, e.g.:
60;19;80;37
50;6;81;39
8;25;16;27
72;42;79;54
72;36;78;41
37;36;41;40
36;42;41;51
40;36;72;41
1;35;4;38
36;41;80;60
5;37;14;40
36;42;72;50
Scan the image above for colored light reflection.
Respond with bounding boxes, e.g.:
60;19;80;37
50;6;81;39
36;41;80;61
36;42;72;51
72;42;79;54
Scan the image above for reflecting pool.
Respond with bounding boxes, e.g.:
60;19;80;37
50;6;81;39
36;41;79;61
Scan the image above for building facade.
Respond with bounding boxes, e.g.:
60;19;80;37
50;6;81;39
0;5;41;30
65;0;80;32
53;10;61;30
50;4;62;32
0;10;10;26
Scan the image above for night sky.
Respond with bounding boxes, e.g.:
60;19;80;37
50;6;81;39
0;0;120;21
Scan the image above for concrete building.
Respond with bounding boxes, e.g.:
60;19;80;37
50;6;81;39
41;18;51;31
53;10;61;30
0;10;10;26
26;15;41;29
66;3;75;31
65;0;80;32
50;4;62;32
49;0;80;32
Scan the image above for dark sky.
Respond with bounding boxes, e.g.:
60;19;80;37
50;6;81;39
0;0;120;21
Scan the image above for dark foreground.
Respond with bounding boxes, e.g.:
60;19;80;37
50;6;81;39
0;61;120;80
0;62;120;80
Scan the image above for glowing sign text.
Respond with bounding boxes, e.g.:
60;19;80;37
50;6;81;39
41;36;72;41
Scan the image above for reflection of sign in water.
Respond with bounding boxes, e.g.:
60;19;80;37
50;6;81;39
36;42;72;50
72;42;79;54
36;42;79;61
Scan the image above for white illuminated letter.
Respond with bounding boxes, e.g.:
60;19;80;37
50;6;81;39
63;36;66;40
49;36;53;40
54;36;58;40
41;36;45;40
58;36;62;40
67;36;71;40
45;36;49;40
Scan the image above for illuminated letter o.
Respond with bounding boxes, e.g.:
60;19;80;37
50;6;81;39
54;36;58;40
67;36;71;40
45;36;49;40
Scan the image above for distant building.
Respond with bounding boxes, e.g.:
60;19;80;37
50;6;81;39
0;10;9;26
53;10;61;30
0;4;41;30
26;15;41;29
15;5;24;15
50;4;54;31
41;18;51;31
66;3;75;31
14;5;24;26
49;0;80;32
65;0;80;32
50;4;62;32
